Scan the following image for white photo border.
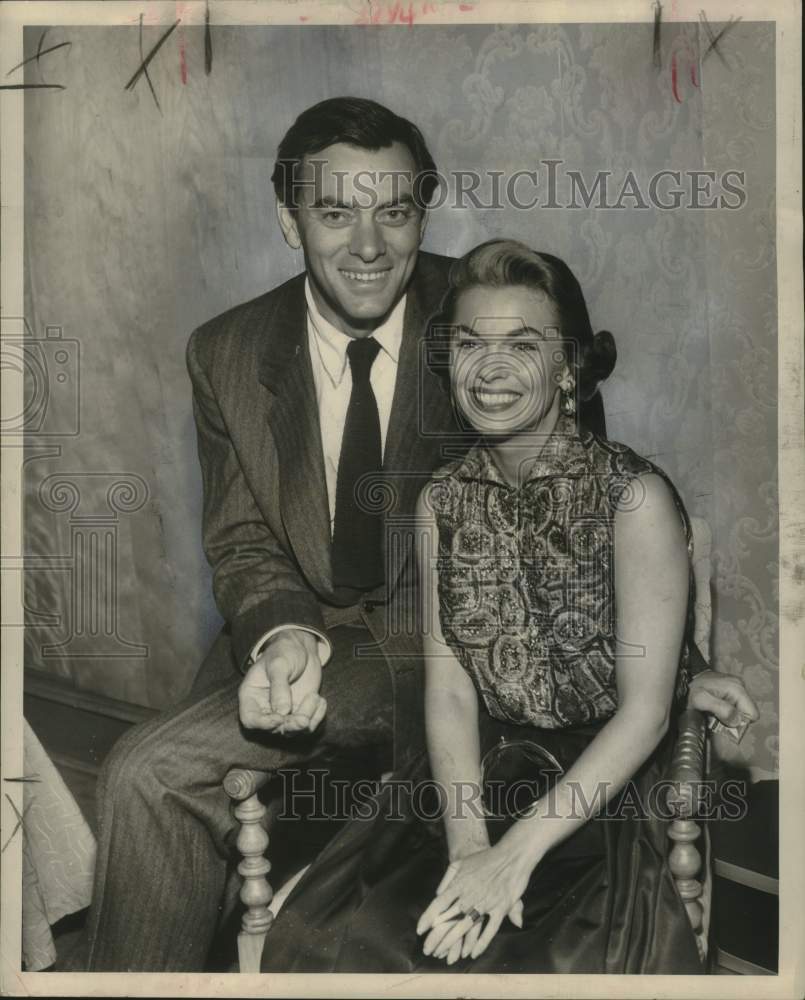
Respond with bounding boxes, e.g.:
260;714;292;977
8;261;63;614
1;1;802;997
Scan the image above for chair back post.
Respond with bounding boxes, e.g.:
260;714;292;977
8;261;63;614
667;708;708;945
666;513;714;962
224;767;275;973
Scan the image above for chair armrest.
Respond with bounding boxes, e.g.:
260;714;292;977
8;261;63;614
666;708;709;959
224;767;273;801
224;767;275;972
667;708;707;817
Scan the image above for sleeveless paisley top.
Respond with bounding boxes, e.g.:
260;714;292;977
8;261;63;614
428;414;693;729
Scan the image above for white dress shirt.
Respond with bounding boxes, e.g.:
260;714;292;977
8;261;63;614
305;278;404;527
248;280;407;666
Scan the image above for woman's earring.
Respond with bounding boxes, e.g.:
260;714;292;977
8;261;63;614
558;369;576;415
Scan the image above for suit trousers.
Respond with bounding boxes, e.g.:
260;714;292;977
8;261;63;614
80;623;394;971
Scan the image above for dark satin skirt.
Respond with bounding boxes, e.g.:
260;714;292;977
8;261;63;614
260;714;703;974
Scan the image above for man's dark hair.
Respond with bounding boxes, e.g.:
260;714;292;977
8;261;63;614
271;96;440;209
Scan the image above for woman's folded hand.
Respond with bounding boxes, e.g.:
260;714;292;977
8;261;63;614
416;842;533;963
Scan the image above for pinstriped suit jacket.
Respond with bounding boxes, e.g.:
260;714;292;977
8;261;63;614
186;251;459;766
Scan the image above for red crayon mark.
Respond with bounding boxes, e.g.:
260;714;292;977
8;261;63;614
459;3;474;9
671;52;682;102
179;37;187;83
299;15;309;20
355;0;442;25
387;2;415;23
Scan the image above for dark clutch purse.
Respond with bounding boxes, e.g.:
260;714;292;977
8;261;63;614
481;734;609;859
480;736;564;828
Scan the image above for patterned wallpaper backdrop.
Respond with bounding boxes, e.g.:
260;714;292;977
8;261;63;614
23;21;777;775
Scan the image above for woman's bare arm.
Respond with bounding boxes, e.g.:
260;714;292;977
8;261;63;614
500;471;690;864
416;487;490;861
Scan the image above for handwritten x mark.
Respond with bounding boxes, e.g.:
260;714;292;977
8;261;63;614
1;28;68;91
1;794;33;854
5;29;71;77
699;11;741;65
124;16;181;111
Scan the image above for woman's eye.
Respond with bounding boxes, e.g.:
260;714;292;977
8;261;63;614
457;340;480;350
513;341;540;352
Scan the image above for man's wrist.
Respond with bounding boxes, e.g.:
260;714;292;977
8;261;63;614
249;625;332;666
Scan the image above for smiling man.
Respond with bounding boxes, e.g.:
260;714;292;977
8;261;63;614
277;142;425;333
74;97;758;973
76;97;460;973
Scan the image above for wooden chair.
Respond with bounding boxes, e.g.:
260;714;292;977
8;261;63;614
225;516;716;973
667;707;710;961
666;515;714;962
222;767;276;974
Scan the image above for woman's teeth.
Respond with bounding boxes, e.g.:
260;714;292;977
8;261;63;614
473;387;521;406
341;270;388;282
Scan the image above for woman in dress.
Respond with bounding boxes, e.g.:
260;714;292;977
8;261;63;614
261;239;705;973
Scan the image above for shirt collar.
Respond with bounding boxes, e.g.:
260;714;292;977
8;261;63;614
455;413;592;487
305;278;405;389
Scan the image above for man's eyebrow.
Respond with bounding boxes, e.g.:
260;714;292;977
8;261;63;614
309;195;351;210
308;193;416;211
377;193;416;209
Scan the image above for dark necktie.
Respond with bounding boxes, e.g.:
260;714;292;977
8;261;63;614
331;336;384;590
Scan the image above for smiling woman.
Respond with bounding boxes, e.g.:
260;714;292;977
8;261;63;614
428;240;616;447
259;240;704;973
449;285;565;443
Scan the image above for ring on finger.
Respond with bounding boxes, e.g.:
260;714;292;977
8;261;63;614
465;907;483;924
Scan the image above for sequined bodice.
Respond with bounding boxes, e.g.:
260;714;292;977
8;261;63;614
428;415;692;729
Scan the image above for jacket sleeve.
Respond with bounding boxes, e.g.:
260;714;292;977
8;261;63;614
187;328;327;670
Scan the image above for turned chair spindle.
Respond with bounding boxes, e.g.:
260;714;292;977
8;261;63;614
223;767;274;973
664;515;714;961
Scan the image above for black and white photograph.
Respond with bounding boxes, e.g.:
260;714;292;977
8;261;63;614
0;0;802;996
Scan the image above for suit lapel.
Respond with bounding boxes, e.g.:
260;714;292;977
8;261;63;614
254;257;454;603
257;280;333;595
383;270;454;597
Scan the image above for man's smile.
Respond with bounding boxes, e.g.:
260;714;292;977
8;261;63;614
339;267;393;284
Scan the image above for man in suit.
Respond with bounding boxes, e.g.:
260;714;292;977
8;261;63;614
77;97;757;972
78;98;462;971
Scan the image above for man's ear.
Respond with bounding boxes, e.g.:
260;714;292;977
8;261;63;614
276;201;302;250
418;208;429;244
